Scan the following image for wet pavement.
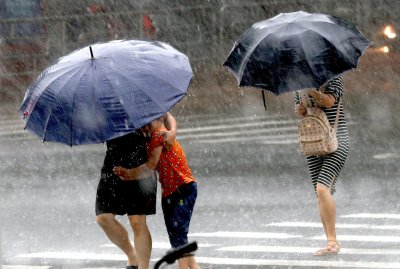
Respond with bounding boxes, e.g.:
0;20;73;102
0;111;400;268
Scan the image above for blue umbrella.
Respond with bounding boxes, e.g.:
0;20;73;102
19;40;193;146
223;11;372;95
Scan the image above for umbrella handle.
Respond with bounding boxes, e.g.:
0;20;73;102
89;46;94;59
261;90;267;111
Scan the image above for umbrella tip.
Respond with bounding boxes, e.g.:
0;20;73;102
89;46;94;59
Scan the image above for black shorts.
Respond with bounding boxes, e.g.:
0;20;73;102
95;170;157;216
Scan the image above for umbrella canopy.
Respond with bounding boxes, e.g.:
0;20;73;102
19;40;193;146
223;11;372;95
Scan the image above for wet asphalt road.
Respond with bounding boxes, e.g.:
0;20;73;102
0;112;399;269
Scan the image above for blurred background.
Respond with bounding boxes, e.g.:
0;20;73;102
0;0;399;126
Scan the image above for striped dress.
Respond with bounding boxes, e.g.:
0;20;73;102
295;76;349;194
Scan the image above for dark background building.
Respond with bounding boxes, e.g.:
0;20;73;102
0;0;399;131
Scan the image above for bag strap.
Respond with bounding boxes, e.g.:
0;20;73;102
332;100;340;132
299;91;312;108
299;90;340;131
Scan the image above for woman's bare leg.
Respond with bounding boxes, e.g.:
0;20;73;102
316;183;337;243
96;213;137;266
128;215;152;269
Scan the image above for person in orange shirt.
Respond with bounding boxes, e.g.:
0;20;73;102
114;115;201;269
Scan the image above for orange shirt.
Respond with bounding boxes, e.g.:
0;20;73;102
147;127;196;197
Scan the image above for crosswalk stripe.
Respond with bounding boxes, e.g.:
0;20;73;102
0;119;298;144
194;257;400;268
177;126;297;139
189;231;302;239
266;221;400;230
312;235;400;242
341;213;400;219
192;134;298;144
0;119;22;126
188;230;400;243
177;120;297;134
16;252;126;261
10;215;400;268
100;241;218;249
79;267;121;269
0;129;26;136
7;256;400;269
217;245;400;255
372;153;400;159
0;265;52;269
176;115;290;126
9;255;400;269
260;139;299;144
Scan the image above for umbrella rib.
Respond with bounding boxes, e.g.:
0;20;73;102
96;63;136;129
68;63;94;146
106;55;191;94
89;64;106;143
38;64;89;144
20;61;84;115
238;23;290;80
293;27;325;86
295;21;366;66
99;62;176;116
281;24;355;89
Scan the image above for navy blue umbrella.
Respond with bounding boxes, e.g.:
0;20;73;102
223;11;372;95
19;40;193;146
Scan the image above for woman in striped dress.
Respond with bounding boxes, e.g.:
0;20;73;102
294;76;349;256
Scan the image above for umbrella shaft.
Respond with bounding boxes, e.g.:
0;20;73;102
89;46;94;59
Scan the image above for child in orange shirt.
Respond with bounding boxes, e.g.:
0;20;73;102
114;115;200;269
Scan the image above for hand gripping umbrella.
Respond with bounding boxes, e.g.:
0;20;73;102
223;11;372;95
19;40;193;146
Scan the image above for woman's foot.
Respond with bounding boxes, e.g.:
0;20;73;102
313;241;340;256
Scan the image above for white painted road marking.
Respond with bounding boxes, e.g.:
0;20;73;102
7;213;400;268
373;153;400;159
10;252;400;268
193;135;298;144
312;234;400;242
194;257;400;268
341;213;400;219
177;120;297;134
189;231;302;239
100;241;218;249
1;265;52;269
266;221;400;230
0;117;299;145
218;245;400;255
16;252;126;261
177;126;297;139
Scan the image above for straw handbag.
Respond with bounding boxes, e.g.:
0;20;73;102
298;91;340;156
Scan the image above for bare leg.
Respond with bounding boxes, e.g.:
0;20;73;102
188;256;201;269
96;213;137;266
316;183;337;244
178;257;189;269
128;215;152;269
177;256;201;269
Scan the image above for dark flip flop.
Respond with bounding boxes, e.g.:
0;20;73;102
126;266;138;269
